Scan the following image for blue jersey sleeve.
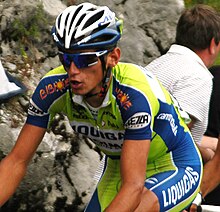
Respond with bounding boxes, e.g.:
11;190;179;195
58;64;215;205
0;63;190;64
26;73;69;128
113;79;153;140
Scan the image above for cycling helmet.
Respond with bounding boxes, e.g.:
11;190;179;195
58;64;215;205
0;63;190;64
51;2;123;50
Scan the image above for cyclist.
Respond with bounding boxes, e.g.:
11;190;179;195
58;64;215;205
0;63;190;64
0;3;202;211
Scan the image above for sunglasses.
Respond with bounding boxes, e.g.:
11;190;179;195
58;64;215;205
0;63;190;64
58;50;109;69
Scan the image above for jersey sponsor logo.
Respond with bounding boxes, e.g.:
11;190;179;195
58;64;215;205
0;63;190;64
106;120;120;128
101;111;120;128
52;32;59;42
102;111;116;120
40;78;69;100
92;139;123;151
72;103;91;119
125;112;151;129
98;12;114;27
162;166;199;207
145;177;158;184
157;113;178;136
115;88;132;110
71;124;124;141
28;100;47;116
74;113;90;120
72;105;90;120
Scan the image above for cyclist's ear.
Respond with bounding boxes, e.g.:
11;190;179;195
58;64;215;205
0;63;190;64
107;47;121;68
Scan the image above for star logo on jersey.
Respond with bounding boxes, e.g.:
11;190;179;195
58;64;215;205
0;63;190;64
115;88;132;110
56;80;65;90
40;78;69;100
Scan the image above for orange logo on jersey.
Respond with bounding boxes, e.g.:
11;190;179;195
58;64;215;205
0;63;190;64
115;88;132;110
40;78;69;100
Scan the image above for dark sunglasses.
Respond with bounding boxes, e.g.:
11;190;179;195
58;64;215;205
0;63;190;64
58;50;109;69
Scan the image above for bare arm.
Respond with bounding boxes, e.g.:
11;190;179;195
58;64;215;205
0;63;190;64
187;115;196;130
0;123;46;206
104;139;151;212
201;135;220;197
195;136;217;165
188;115;214;163
200;135;218;152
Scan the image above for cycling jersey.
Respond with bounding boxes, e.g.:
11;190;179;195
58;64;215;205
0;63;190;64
27;62;202;211
146;44;213;144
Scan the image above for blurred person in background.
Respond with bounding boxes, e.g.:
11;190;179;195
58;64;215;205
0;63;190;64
189;65;220;211
201;65;220;154
145;4;220;163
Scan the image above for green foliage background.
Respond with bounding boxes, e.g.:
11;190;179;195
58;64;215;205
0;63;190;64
184;0;220;65
184;0;220;10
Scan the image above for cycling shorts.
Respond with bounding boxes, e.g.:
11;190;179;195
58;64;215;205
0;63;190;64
85;156;202;212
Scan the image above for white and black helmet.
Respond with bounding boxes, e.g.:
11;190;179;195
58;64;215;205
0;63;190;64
51;3;123;50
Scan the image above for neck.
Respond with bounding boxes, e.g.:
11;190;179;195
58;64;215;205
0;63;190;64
84;74;112;107
84;94;105;108
194;48;213;68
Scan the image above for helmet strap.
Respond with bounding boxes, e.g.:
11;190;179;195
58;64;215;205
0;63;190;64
84;54;111;99
98;55;111;97
98;66;111;97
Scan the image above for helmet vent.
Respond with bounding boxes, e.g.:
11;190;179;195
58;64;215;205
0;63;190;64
89;31;115;44
65;13;70;26
57;15;62;29
69;5;84;35
52;3;123;50
83;11;105;30
76;14;86;29
70;14;86;39
75;5;83;14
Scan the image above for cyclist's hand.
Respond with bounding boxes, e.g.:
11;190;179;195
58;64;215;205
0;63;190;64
188;203;198;212
188;192;202;212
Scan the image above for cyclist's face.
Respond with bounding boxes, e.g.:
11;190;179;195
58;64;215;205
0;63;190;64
63;50;106;96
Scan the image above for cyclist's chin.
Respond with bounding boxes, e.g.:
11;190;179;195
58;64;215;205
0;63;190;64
71;85;100;97
71;89;85;96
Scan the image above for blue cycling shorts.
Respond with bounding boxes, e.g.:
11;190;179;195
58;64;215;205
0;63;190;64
85;156;202;212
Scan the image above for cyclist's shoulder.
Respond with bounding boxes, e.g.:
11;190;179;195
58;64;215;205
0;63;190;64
113;62;148;81
114;62;141;70
32;65;69;106
43;65;68;78
38;65;69;88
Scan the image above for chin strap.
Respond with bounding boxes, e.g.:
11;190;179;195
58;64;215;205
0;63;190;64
85;54;112;99
98;67;111;97
84;91;99;98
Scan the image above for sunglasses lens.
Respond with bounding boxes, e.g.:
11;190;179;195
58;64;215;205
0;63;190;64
59;53;99;69
59;54;71;68
76;54;98;68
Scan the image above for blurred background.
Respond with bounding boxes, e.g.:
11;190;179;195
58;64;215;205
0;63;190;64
0;0;219;211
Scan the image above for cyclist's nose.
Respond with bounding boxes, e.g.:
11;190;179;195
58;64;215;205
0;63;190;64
69;62;80;74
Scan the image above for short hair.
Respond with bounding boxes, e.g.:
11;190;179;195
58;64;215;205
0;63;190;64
175;4;220;51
